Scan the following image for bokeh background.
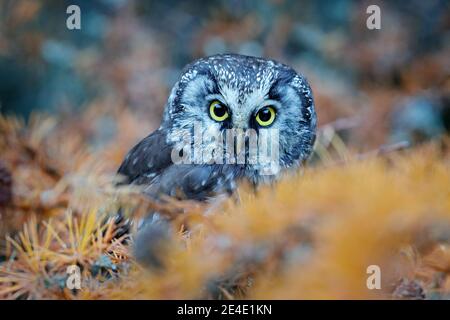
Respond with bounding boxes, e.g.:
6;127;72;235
1;0;449;151
1;0;450;300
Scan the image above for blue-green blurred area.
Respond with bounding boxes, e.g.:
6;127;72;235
0;0;449;147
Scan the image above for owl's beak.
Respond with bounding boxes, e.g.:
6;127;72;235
232;130;251;164
232;113;248;130
230;112;251;163
235;134;245;157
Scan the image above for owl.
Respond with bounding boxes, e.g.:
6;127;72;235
118;54;317;202
117;54;317;268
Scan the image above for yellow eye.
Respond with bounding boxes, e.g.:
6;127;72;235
209;100;229;122
255;106;276;126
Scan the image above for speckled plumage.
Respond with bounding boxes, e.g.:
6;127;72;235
118;54;317;202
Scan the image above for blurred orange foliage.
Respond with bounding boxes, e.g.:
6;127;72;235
1;109;449;299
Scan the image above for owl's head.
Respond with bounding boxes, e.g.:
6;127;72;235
163;54;317;181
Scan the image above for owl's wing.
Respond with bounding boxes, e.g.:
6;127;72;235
117;128;173;186
145;164;244;201
118;129;245;201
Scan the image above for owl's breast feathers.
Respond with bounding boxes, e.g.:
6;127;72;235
117;129;244;201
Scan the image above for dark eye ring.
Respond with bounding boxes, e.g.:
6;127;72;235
303;109;311;121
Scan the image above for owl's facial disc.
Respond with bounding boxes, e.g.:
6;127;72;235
165;54;317;178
